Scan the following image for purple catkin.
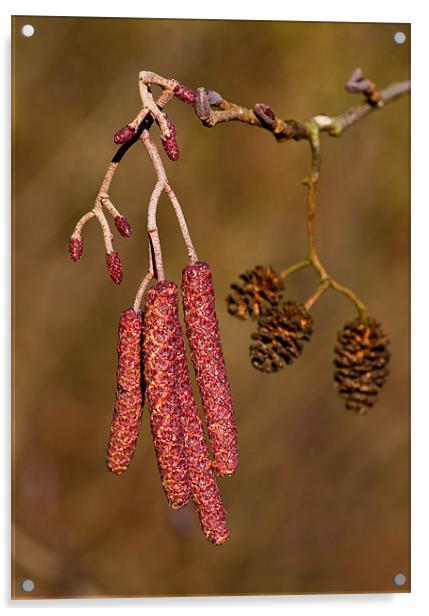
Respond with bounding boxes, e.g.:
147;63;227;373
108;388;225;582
174;318;229;545
114;215;132;238
174;83;197;105
106;251;123;284
113;125;136;144
182;261;238;476
69;236;83;261
143;281;191;509
107;308;144;475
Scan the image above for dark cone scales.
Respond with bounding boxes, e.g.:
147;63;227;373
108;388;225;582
250;301;314;373
226;265;284;320
334;318;390;415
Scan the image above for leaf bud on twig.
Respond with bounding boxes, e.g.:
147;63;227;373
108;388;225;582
206;90;223;106
195;87;212;121
253;103;277;128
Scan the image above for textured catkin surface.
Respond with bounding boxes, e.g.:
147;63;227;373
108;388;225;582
182;261;238;476
174;318;229;545
106;308;144;475
143;281;191;509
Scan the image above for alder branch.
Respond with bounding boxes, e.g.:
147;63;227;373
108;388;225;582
190;77;410;142
70;68;410;317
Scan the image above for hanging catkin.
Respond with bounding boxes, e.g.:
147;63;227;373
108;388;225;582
182;261;238;477
143;281;191;509
106;308;144;475
174;317;229;545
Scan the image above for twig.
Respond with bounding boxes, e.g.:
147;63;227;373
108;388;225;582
133;271;154;312
304;280;330;311
189;77;410;143
280;259;310;280
140;129;198;266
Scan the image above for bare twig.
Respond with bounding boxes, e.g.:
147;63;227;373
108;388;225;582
133;271;154;312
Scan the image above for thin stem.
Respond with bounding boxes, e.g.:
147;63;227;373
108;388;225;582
164;184;198;262
133;271;154;312
301;121;368;320
93;208;113;253
304;281;330;311
141;129;198;263
329;278;367;321
280;259;310;280
72;211;95;237
147;181;165;281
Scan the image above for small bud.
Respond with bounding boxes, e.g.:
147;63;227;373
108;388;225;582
69;236;83;262
106;251;123;284
114;215;132;238
206;90;223;106
113;124;136;144
345;78;371;94
253;103;276;127
164;114;177;138
195;87;211;121
161;116;179;161
174;83;197;105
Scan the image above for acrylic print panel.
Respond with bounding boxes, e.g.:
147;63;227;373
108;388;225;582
12;16;410;598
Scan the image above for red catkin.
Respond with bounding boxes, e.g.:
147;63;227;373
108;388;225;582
107;308;144;475
182;261;238;476
161;116;179;161
174;83;197;105
113;124;136;144
143;281;191;509
106;251;123;284
69;236;83;262
114;215;132;238
174;318;229;545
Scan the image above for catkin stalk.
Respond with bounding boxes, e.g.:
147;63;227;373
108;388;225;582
182;261;238;476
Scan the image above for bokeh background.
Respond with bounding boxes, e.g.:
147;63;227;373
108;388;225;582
12;17;410;598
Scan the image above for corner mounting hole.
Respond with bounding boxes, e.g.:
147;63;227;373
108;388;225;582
21;24;35;38
394;31;406;44
393;572;407;587
21;579;35;592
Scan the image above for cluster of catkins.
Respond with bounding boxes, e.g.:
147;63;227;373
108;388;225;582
226;265;390;415
107;261;238;545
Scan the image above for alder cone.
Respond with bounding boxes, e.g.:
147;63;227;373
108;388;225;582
250;301;314;373
143;281;191;509
174;317;229;545
334;318;390;415
226;265;284;320
182;261;238;477
106;308;144;475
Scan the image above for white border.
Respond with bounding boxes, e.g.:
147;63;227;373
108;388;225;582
2;1;427;614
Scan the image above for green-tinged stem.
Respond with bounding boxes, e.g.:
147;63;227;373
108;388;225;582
304;281;330;311
329;279;367;322
300;122;368;321
280;259;310;280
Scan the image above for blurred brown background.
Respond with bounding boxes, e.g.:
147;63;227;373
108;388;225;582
12;17;410;598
